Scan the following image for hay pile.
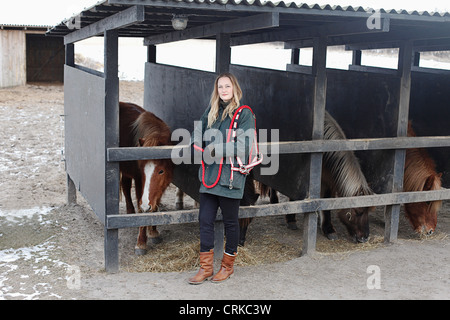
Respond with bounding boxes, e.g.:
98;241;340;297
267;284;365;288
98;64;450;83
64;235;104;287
123;195;449;274
124;224;387;273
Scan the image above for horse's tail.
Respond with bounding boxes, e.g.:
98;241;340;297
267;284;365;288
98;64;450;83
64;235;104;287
258;181;271;198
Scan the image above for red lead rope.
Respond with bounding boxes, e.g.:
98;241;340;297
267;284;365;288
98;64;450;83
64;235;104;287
195;105;263;189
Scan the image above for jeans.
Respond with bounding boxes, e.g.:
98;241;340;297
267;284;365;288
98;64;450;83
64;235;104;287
199;192;240;255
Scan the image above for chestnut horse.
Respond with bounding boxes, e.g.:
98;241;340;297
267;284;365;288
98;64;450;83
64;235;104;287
404;122;442;235
120;102;174;255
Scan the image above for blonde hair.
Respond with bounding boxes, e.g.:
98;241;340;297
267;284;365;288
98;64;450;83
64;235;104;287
207;73;243;128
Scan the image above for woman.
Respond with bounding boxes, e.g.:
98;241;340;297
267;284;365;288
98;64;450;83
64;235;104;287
188;73;256;284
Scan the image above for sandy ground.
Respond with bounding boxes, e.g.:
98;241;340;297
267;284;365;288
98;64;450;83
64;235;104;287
0;83;448;300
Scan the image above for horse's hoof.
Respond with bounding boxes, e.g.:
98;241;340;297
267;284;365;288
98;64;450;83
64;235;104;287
150;236;163;244
326;233;338;241
134;247;147;255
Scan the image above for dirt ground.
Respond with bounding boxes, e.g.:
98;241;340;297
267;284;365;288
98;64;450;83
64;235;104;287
0;83;448;300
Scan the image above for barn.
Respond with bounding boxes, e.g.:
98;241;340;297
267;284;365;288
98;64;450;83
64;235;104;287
46;0;450;272
0;24;64;88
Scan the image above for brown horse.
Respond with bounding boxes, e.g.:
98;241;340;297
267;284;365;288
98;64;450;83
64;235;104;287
404;122;442;235
119;102;174;255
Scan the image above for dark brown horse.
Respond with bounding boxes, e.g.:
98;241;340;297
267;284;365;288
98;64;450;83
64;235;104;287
120;102;174;255
320;111;374;243
404;122;442;235
239;111;374;245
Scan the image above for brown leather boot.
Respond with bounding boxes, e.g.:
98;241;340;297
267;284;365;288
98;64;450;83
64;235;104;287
211;252;236;283
188;249;214;285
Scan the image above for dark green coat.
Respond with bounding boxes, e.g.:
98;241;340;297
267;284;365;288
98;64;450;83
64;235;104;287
191;103;256;199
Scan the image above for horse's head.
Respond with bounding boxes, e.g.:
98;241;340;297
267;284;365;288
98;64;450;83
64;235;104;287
137;158;174;213
136;137;174;213
337;206;373;243
404;173;442;235
404;172;442;235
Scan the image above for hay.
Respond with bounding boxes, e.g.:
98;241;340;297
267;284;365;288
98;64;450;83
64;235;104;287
124;234;388;273
405;230;448;242
126;240;200;273
125;236;299;273
236;236;299;266
123;203;448;273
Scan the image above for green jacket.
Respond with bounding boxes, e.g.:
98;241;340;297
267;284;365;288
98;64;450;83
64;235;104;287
191;103;256;199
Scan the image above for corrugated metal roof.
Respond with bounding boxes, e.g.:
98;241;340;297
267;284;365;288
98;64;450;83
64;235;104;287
46;0;450;49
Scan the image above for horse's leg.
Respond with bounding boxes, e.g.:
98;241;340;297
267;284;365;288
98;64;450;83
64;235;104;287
286;197;298;230
269;189;279;204
135;227;148;255
132;175;151;254
134;175;143;213
121;176;135;214
175;188;184;210
238;218;253;246
320;188;338;240
147;225;162;244
320;210;338;240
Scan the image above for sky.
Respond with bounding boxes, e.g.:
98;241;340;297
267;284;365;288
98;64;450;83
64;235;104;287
0;0;449;26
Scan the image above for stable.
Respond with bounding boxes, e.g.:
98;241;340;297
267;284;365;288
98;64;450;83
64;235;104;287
0;24;64;88
47;0;450;273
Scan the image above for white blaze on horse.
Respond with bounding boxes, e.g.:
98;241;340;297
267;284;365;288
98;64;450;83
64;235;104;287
119;102;174;255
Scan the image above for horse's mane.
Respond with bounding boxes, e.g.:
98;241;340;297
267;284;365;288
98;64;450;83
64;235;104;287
131;111;171;148
323;111;373;197
404;122;442;211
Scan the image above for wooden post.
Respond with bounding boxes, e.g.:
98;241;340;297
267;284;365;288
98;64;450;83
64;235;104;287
65;43;76;206
302;36;327;256
352;49;362;66
104;29;120;273
291;48;300;65
384;40;413;243
147;44;156;63
65;43;75;67
216;33;231;74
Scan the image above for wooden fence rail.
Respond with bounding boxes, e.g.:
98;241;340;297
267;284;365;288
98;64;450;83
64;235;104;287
106;189;450;229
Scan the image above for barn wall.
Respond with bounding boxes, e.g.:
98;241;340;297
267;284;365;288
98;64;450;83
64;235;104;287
144;62;450;200
64;65;106;221
409;72;450;187
0;30;26;88
26;34;64;83
144;62;315;200
144;62;215;201
325;69;401;194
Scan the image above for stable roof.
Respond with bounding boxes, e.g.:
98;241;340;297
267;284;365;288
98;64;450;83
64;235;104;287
47;0;450;50
1;24;51;31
